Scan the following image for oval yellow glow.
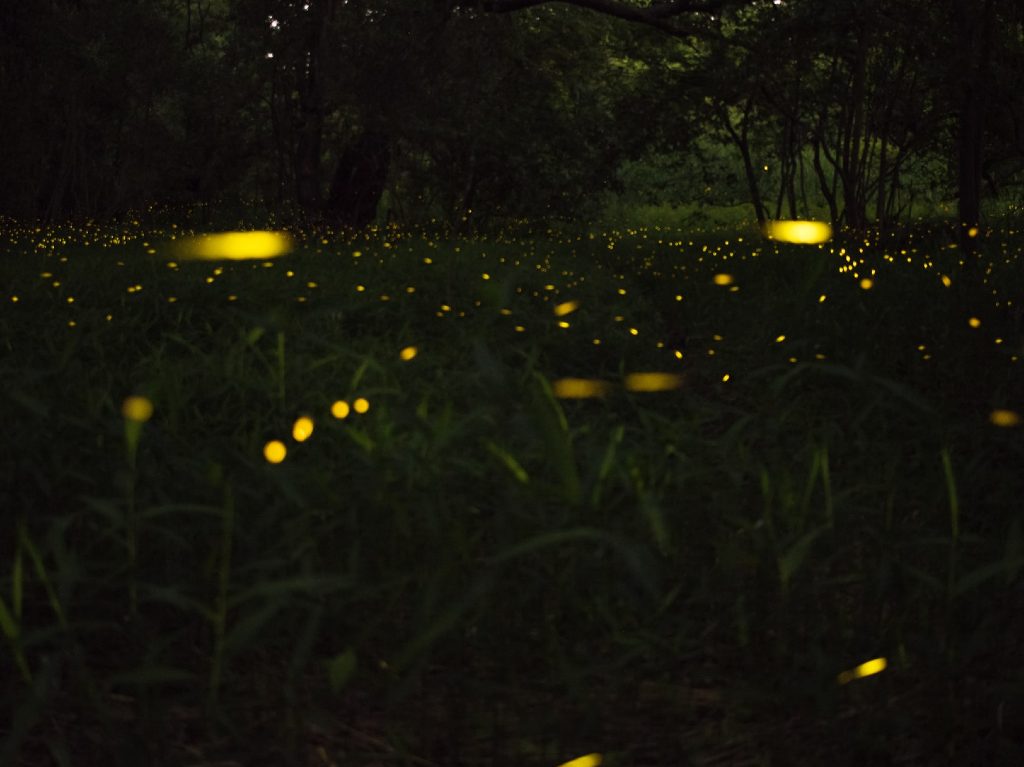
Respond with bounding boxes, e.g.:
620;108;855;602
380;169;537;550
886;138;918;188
331;400;351;419
837;656;887;685
179;231;293;261
122;396;153;423
990;409;1020;427
554;300;580;317
763;220;832;244
552;378;611;399
624;372;683;392
292;416;314;442
264;440;287;463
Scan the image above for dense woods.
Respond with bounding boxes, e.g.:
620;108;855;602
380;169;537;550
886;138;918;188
2;0;1022;238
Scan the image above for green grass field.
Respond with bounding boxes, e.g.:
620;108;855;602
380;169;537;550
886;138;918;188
2;214;1023;765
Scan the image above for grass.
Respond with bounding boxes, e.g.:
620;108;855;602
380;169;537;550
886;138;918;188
1;213;1023;766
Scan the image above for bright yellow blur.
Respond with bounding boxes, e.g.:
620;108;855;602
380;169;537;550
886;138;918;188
763;220;832;244
837;656;887;685
264;440;287;463
122;396;153;423
552;378;611;398
554;300;580;317
624;372;683;392
331;400;351;419
990;409;1020;427
178;231;293;261
400;346;418;361
292;416;314;442
713;273;734;286
555;754;602;767
353;397;370;413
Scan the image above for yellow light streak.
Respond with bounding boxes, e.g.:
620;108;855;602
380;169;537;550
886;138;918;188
177;231;293;261
837;657;887;685
624;372;683;392
552;378;612;399
762;220;832;244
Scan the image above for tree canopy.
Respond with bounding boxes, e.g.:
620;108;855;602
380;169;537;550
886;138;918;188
1;0;1022;235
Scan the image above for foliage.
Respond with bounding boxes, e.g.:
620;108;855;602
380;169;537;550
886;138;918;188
1;214;1023;764
4;0;1020;233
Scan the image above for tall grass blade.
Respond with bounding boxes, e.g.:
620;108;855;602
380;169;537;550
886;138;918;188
529;371;582;505
484;440;530;484
17;523;66;629
0;596;32;683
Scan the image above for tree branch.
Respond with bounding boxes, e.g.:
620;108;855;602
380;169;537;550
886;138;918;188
471;0;746;38
478;0;733;18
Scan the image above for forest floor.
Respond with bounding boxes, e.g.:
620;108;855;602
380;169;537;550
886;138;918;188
2;215;1023;766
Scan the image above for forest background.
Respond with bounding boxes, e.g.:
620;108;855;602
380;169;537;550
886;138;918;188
3;0;1023;241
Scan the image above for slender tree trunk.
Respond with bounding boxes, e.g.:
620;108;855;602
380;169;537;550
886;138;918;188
294;0;331;214
953;0;994;258
811;131;838;225
326;129;391;229
798;147;809;218
718;99;766;226
839;25;869;231
876;133;888;229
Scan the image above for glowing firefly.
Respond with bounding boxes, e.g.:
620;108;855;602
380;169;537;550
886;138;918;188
763;220;832;245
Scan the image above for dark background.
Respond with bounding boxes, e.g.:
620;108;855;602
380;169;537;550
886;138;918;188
2;0;1022;239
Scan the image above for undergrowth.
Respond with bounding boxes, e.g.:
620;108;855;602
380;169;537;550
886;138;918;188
1;216;1023;766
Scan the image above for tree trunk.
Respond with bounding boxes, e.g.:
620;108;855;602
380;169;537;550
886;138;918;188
293;0;331;213
811;131;838;225
718;99;766;226
326;130;391;229
954;0;993;258
838;24;869;231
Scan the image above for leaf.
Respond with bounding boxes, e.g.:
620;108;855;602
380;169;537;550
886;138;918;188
484;440;530;484
778;526;828;590
245;326;265;345
587;424;624;507
390;575;492;673
221;601;283;657
529;371;581;505
640;495;671;555
954;556;1024;597
137;584;215;622
0;596;20;642
346;428;375;454
12;543;23;619
326;649;358;694
227;575;352;609
17;524;65;628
